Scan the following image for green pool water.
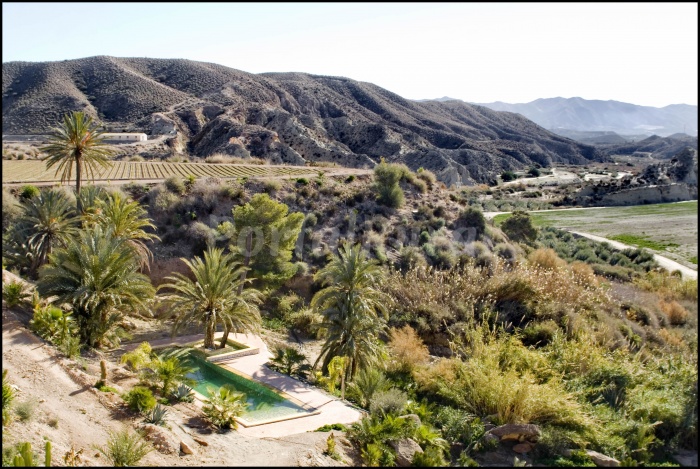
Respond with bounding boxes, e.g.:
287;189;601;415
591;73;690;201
184;352;312;424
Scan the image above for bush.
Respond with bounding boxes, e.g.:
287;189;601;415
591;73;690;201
123;386;156;413
416;168;437;188
388;325;430;373
369;388;408;416
501;210;538;244
263;179;281;193
501;170;517;182
164;176;186;195
296;177;309;186
2;281;31;308
19;185;40;200
658;300;689;325
120;342;152;371
521;320;559;347
97;429;152;467
202;385;249;431
2;370;15;426
186;222;215;256
454;207;486;241
529;248;567;270
14;400;36;422
395;246;428;272
374;160;405;208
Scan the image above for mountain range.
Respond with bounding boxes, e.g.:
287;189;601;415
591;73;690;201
2;56;603;186
474;97;698;138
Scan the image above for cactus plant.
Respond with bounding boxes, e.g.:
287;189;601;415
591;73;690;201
45;440;52;467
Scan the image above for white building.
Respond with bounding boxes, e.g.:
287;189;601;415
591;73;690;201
101;133;148;142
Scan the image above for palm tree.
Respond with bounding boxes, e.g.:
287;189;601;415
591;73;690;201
158;247;262;350
36;225;155;348
41;111;113;213
312;243;389;384
3;189;80;278
202;385;249;431
84;191;160;269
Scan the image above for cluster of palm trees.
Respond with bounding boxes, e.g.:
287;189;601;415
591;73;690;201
5;111;388;394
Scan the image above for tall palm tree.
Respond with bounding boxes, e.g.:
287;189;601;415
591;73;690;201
84;191;160;269
3;189;80;278
41;111;113;213
37;225;155;348
312;243;389;382
158;247;262;349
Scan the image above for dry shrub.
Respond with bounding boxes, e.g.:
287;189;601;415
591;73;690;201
658;328;686;348
205;153;267;165
635;271;698;302
570;261;599;288
528;248;566;271
388;325;430;372
658;299;689;325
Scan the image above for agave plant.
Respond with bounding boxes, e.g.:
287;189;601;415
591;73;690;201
171;383;194;403
143;404;168;426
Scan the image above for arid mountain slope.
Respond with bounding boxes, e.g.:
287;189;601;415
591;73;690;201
3;56;603;185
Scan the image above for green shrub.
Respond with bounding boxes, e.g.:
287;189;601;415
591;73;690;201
454;207;486;240
202;385;249;431
315;423;349;432
123;386;156;413
2;370;15;426
2;281;30;308
14;400;36;422
97;429;152;467
369;388;408;416
502;210;538;244
521;320;559;348
19;185;40;200
501;170;517;182
374;160;405;208
296;177;309;186
164;176;186;195
345;175;356;183
120;342;152;371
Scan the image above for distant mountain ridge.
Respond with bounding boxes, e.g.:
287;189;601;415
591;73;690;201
2;56;603;185
473;97;698;138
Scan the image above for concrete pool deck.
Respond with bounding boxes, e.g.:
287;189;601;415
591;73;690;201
122;332;364;438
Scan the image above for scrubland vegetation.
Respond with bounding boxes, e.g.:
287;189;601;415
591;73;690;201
1;115;696;466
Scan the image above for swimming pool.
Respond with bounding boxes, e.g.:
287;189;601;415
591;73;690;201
184;351;318;426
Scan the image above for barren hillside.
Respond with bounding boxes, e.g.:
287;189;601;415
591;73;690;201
2;56;604;185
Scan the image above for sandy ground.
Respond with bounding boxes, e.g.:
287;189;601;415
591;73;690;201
2;302;359;466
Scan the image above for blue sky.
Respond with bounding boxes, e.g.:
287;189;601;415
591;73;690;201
2;2;697;107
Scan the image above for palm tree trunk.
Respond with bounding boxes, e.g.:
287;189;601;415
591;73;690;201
205;318;216;349
220;231;253;348
75;156;83;214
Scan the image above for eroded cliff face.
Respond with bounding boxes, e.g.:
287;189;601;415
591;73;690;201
3;56;605;185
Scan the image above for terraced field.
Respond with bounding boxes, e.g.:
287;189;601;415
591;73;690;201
2;160;330;185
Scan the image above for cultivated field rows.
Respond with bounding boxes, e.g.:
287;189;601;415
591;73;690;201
2;160;328;184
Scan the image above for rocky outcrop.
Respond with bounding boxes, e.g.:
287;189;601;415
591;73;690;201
562;449;620;467
389;438;423;467
486;423;541;442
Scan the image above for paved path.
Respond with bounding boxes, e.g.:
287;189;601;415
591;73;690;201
122;332;364;438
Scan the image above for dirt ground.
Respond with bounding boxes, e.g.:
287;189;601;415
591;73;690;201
2;274;358;467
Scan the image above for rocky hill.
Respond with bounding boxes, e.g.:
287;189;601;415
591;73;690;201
475;97;698;138
2;56;603;185
597;133;698;159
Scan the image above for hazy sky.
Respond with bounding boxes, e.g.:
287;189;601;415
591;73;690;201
3;2;698;107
